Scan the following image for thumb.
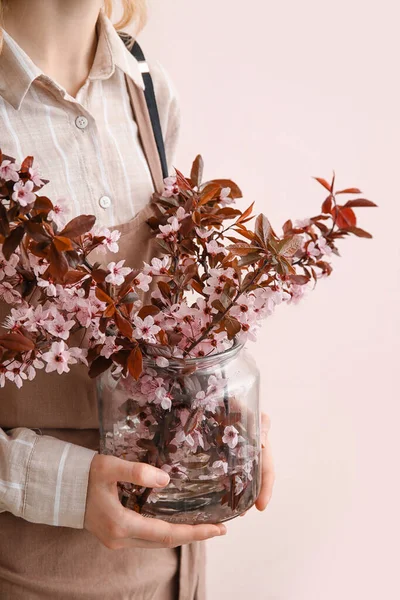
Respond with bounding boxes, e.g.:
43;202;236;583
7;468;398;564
98;455;170;488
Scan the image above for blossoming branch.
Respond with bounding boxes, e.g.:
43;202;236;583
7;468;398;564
0;151;376;388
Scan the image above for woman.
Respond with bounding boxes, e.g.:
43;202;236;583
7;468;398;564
0;1;275;598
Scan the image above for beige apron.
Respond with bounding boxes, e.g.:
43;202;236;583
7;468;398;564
0;76;206;600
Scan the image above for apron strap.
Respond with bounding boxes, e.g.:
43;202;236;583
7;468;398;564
125;75;165;195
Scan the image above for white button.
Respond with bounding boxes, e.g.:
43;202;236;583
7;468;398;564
99;195;112;209
75;115;88;129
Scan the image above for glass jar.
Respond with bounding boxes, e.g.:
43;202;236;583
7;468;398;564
97;343;261;524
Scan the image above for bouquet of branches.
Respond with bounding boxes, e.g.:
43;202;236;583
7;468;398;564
0;150;376;521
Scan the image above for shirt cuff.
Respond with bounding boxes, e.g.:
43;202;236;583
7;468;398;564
23;434;97;529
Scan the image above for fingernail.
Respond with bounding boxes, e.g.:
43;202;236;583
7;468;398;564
218;524;227;535
156;472;170;486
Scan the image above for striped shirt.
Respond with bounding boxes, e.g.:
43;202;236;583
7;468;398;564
0;10;179;528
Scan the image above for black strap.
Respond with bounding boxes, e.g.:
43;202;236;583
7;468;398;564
119;33;169;180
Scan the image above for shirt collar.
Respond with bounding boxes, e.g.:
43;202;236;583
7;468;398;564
0;10;144;111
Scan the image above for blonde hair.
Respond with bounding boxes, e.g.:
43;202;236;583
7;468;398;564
0;1;147;53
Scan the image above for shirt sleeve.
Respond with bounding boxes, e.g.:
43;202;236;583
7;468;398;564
0;426;97;529
148;59;181;172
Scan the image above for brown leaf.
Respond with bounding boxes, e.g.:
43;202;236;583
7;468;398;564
53;236;74;252
190;155;204;188
255;214;272;246
278;235;304;258
34;196;53;212
0;332;35;352
345;226;373;239
47;243;69;279
88;356;112;378
236;202;255;225
210;179;242;199
137;305;160;320
59;215;96;239
25;221;52;243
288;274;310;285
198;183;221;207
2;226;25;260
95;287;114;305
128;347;143;380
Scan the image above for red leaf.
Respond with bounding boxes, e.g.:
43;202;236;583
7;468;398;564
33;196;53;212
313;177;332;192
59;215;96;239
128;347;143;380
321;195;333;214
343;199;377;208
20;156;34;173
95;287;114;305
335;207;357;229
288;274;310;285
336;188;362;195
115;311;133;338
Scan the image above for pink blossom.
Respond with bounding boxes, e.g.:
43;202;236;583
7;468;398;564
219;187;234;207
0;159;19;182
154;385;172;411
162;176;179;198
142;256;170;276
195;227;213;240
222;425;239;449
0;251;19;281
28;166;45;187
37;276;57;297
48;197;71;230
206;239;228;257
12;180;36;207
211;460;228;476
173;207;189;222
294;217;312;228
105;260;131;286
134;315;160;342
234;476;244;495
5;362;27;388
307;237;332;258
0;282;21;304
133;272;152;292
3;306;32;330
94;226;121;253
161;462;188;479
44;314;75;340
100;336;122;359
42;341;72;374
155;356;169;367
157;218;180;242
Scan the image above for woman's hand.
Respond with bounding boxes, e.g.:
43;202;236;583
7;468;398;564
84;454;227;550
241;411;275;516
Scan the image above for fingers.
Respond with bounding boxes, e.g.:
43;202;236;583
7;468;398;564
255;414;275;511
117;510;226;547
97;455;171;488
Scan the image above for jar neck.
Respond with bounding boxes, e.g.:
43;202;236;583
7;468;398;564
142;341;244;371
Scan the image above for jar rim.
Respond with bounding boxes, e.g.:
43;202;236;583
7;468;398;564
143;338;244;368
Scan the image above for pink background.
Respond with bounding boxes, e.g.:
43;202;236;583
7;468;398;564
135;1;397;598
